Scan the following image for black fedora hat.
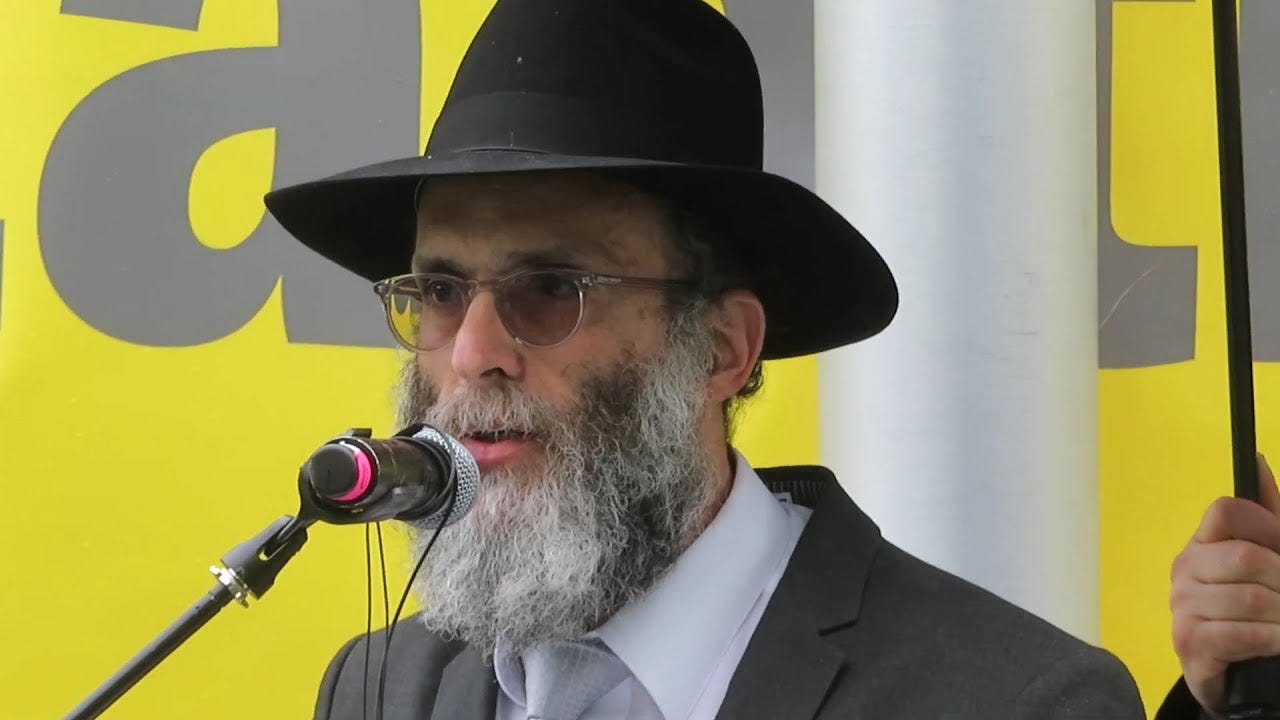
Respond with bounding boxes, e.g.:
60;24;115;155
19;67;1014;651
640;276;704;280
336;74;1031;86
263;0;897;360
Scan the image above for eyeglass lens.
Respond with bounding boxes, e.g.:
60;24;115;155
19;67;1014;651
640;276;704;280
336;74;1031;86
385;271;585;350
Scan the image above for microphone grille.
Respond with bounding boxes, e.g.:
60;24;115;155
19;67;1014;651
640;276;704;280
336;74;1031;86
411;424;479;529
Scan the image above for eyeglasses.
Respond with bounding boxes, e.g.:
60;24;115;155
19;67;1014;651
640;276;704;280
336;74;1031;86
373;268;696;351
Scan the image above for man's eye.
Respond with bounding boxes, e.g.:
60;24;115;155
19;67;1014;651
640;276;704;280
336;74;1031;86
422;280;461;304
532;273;578;299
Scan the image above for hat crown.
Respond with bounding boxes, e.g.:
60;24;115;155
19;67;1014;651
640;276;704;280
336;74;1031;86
426;0;764;169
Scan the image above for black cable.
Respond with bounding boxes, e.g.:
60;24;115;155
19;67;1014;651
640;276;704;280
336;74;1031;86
375;522;390;719
363;523;401;720
377;523;390;627
362;525;373;720
375;465;459;720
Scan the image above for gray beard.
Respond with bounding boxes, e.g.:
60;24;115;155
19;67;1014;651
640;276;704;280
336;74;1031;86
395;313;719;655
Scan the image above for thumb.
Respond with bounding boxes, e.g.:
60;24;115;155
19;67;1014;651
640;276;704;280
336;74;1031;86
1258;453;1280;516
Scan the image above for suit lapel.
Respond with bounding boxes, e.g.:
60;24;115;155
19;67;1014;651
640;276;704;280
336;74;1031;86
717;466;882;720
713;602;844;720
430;645;498;719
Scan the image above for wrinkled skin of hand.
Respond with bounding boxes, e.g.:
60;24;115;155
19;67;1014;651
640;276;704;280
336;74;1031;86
1171;454;1280;717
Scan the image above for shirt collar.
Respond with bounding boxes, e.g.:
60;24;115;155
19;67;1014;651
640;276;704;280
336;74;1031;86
492;449;795;718
493;636;527;706
591;448;794;718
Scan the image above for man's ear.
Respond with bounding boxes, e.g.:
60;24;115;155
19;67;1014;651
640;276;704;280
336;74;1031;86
706;289;766;403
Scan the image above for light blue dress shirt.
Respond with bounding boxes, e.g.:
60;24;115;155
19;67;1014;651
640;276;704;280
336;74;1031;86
494;449;812;719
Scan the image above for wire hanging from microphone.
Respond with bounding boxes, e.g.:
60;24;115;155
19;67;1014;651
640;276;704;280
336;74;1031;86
372;461;460;720
360;522;395;720
363;526;373;719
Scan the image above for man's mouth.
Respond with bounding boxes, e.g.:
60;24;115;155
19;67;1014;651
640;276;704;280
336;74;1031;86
458;429;536;471
467;429;529;443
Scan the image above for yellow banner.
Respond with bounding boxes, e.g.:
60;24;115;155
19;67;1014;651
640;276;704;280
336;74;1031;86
0;2;814;716
10;0;1279;717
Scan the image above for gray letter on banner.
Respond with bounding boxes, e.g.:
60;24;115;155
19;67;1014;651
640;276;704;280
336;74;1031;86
40;0;417;347
1097;0;1198;369
1241;0;1280;361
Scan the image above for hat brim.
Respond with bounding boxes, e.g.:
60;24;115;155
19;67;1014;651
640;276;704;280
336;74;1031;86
263;150;897;360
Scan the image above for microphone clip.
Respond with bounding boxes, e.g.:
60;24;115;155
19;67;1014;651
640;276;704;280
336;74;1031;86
210;514;310;607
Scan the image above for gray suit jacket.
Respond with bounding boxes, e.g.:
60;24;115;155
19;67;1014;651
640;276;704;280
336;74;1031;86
314;465;1145;719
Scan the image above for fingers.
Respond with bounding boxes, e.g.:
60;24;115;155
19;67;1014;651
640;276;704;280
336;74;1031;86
1172;580;1280;625
1174;618;1280;714
1174;618;1280;679
1176;540;1280;591
1171;453;1280;715
1193;494;1280;552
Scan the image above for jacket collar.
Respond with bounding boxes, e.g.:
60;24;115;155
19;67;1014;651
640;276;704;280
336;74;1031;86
430;645;498;718
713;465;881;719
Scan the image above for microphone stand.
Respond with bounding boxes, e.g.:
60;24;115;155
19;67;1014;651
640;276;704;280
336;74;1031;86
64;514;312;720
63;427;399;719
64;422;458;712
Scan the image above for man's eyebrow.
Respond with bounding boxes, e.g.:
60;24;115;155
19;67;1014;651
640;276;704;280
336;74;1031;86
503;235;626;271
499;247;593;272
410;255;469;276
412;236;632;276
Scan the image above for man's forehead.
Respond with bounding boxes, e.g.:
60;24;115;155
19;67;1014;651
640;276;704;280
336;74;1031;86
411;233;627;276
412;173;673;272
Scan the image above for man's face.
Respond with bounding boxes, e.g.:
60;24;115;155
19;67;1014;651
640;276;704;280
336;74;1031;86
411;172;688;477
396;172;725;652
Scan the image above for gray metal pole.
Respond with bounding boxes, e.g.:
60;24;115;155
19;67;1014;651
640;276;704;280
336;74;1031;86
815;0;1100;641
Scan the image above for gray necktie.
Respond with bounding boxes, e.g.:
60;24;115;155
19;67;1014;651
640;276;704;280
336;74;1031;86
521;638;629;720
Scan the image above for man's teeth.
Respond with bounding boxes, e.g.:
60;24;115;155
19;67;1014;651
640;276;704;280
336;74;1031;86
472;430;526;442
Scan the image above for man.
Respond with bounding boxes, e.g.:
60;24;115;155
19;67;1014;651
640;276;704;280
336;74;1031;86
264;0;1159;717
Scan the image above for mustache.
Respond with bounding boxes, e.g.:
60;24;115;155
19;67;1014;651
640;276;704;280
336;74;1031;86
403;369;568;441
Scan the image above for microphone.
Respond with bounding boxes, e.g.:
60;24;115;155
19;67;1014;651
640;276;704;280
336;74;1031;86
302;424;479;528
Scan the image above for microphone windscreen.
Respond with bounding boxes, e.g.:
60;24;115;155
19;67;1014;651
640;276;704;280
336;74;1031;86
412;425;480;529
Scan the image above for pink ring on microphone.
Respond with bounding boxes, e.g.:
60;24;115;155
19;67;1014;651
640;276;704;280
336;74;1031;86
333;445;374;502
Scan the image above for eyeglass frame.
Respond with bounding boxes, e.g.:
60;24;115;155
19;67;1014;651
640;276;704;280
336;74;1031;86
372;267;699;351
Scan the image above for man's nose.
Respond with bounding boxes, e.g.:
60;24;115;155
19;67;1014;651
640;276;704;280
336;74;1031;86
450;291;522;382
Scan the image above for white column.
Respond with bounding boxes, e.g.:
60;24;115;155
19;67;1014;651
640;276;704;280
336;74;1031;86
815;1;1099;641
